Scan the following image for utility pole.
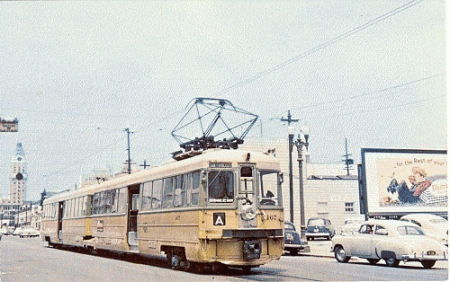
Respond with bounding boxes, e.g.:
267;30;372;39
281;110;298;224
124;128;134;174
342;138;353;176
140;160;150;169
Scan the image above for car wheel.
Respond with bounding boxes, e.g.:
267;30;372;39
334;246;350;263
421;260;436;269
367;258;380;265
385;257;399;267
289;249;299;256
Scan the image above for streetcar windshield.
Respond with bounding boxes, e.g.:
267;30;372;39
208;171;234;203
259;170;281;207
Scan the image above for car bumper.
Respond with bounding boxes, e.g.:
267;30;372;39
284;243;311;252
306;232;329;237
401;251;448;261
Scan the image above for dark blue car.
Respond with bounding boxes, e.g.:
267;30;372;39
284;221;310;255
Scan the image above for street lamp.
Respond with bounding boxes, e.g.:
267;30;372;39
294;124;309;240
287;125;295;223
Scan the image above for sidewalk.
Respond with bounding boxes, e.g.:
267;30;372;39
300;241;333;257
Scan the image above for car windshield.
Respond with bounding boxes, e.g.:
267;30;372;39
284;223;294;231
308;219;325;225
397;226;425;235
344;219;362;225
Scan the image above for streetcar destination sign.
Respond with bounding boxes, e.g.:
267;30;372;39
209;162;232;168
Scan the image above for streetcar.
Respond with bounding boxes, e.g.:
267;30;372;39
41;148;285;272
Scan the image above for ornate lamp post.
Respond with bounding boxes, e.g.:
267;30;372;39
287;125;295;223
294;125;309;240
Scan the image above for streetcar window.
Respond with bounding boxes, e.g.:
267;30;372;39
163;177;174;208
93;193;100;214
259;170;280;207
105;190;116;213
189;171;201;206
69;200;73;218
81;196;85;216
152;180;162;209
208;171;234;203
85;195;92;216
117;188;127;213
111;190;118;213
99;192;107;214
63;200;68;218
141;181;153;211
174;175;185;207
241;166;253;177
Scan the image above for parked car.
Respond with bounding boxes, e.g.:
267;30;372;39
332;219;448;268
17;226;40;238
1;227;8;236
340;217;365;236
306;218;335;240
400;213;448;246
12;227;21;236
284;221;310;255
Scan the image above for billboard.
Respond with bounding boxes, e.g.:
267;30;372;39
0;117;18;132
360;148;447;217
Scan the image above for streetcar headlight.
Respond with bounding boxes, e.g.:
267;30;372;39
241;205;256;220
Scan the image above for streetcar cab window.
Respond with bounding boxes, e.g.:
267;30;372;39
239;166;254;204
259;170;281;207
208;171;234;203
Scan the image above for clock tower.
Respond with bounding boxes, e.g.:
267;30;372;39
10;142;27;205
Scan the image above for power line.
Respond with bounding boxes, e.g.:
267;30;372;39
211;0;424;97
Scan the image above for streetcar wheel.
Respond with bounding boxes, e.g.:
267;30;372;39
211;263;228;273
385;257;399;267
334;246;350;263
241;266;252;273
421;260;436;269
289;249;299;256
367;258;380;265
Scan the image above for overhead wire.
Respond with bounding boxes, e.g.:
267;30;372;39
211;0;425;97
7;0;429;187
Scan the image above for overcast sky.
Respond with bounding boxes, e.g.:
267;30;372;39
0;1;446;201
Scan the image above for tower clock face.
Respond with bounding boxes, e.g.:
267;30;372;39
16;172;23;180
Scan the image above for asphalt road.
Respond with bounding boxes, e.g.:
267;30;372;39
0;236;448;281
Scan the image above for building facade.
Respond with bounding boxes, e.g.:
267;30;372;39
0;142;28;227
240;138;361;233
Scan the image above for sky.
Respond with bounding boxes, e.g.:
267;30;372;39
0;1;446;201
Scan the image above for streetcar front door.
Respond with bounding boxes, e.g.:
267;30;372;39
127;185;140;248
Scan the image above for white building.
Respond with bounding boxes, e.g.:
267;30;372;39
240;138;362;233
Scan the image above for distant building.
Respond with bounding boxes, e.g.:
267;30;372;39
0;116;18;132
0;142;27;226
240;138;361;233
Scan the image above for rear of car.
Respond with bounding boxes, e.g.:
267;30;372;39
284;221;310;255
306;218;335;240
400;213;448;246
18;226;39;238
